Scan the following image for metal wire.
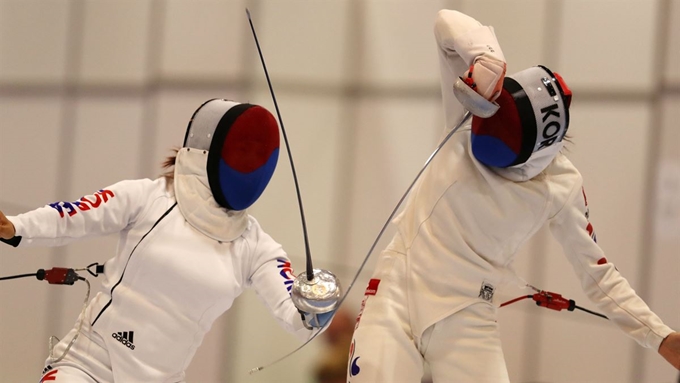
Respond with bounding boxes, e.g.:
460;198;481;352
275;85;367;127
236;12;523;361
574;305;609;320
48;277;90;363
246;8;314;280
0;273;39;281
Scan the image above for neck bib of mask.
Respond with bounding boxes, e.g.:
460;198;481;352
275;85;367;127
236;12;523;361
174;147;249;242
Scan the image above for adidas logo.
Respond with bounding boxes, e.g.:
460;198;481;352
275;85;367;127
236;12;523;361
112;331;135;350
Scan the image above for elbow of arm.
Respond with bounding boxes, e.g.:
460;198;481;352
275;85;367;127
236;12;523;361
434;9;483;48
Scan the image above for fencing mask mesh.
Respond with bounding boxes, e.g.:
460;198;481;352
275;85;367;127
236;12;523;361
183;99;280;211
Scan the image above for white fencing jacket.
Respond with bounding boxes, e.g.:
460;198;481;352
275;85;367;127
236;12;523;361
390;9;674;351
7;177;312;382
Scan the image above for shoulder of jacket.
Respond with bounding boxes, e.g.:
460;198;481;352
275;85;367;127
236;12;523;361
121;178;176;219
546;155;585;219
546;154;582;183
109;177;162;192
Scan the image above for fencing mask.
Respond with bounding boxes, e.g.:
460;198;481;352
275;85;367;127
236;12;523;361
182;98;280;210
174;99;279;241
470;65;572;181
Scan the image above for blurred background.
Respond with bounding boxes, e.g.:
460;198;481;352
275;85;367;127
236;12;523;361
0;0;678;382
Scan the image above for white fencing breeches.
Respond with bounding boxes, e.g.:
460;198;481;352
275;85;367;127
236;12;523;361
348;248;510;383
39;326;189;383
40;327;114;383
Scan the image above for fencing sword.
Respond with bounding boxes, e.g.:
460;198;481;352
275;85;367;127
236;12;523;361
245;9;341;374
245;11;473;369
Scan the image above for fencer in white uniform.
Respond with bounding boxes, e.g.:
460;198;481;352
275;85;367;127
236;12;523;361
347;9;680;383
0;99;336;382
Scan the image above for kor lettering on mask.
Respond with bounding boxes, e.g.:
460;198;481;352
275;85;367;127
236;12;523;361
538;103;561;150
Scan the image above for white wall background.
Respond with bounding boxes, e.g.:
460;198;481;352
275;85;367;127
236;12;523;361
0;0;678;382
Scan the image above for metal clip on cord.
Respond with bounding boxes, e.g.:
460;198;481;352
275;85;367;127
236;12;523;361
78;262;105;278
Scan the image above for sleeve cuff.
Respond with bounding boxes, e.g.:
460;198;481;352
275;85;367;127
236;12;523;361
645;326;675;351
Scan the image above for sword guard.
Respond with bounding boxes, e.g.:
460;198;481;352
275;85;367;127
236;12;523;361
291;269;342;314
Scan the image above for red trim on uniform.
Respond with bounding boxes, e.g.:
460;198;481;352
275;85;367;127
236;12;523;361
582;187;588;206
464;64;477;89
41;370;58;382
597;257;607;265
365;279;381;296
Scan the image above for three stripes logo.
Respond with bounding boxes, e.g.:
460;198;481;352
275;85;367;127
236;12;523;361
112;331;135;350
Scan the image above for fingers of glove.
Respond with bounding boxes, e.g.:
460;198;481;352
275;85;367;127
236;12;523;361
308;310;336;328
467;57;506;101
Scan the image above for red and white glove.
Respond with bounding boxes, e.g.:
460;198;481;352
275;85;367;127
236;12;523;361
435;10;507;117
461;56;506;102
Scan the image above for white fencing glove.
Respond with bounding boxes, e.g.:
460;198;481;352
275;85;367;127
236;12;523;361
435;10;507;117
302;310;336;329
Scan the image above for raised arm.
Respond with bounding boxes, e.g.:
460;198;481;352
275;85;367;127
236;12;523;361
434;10;506;129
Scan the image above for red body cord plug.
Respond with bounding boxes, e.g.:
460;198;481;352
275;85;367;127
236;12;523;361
36;268;81;285
499;290;608;320
463;64;477;89
532;291;576;312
